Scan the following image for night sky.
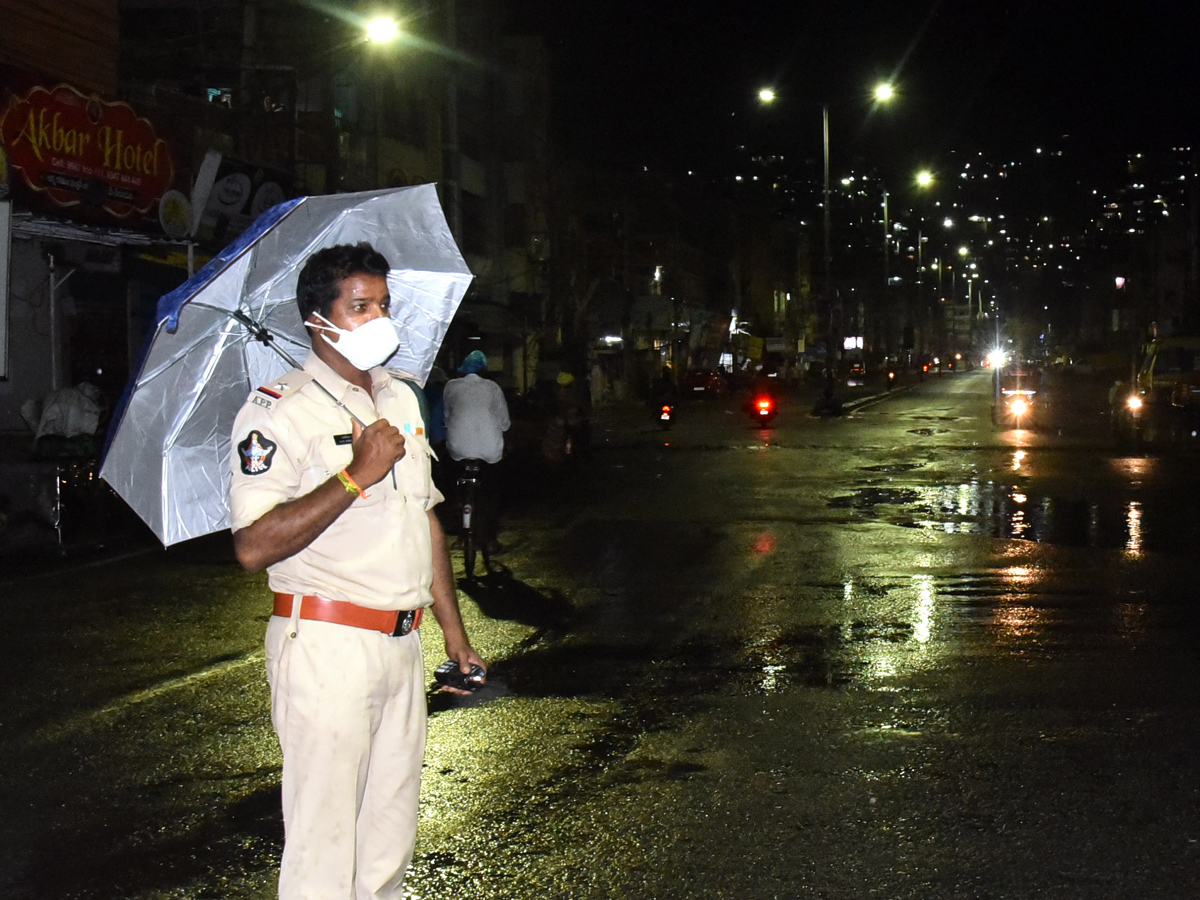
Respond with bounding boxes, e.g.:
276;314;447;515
507;1;1200;179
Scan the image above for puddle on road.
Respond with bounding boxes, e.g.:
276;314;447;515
733;622;916;690
860;463;926;474
830;487;923;509
829;478;1200;555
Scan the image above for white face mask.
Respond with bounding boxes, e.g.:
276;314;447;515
309;312;400;371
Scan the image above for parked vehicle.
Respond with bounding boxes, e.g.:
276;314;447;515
683;369;727;395
1111;336;1200;449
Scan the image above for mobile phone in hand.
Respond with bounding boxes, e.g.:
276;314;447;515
434;660;486;692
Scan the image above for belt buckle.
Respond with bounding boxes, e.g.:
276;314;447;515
393;609;417;637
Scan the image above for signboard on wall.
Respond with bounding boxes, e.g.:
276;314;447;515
189;151;291;244
0;83;174;224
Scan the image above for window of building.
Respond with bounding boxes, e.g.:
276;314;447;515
504;203;526;249
461;192;487;256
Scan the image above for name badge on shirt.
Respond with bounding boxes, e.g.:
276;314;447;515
333;433;353;446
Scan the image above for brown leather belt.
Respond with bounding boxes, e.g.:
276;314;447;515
273;593;423;636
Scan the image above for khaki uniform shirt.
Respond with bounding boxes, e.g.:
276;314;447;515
229;353;442;611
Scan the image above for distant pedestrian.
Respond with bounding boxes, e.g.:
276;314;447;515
552;370;590;460
442;350;511;554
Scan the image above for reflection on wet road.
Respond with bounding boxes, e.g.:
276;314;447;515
408;370;1200;899
4;370;1200;899
830;467;1192;553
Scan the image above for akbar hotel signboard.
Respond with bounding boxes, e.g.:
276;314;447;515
0;83;174;225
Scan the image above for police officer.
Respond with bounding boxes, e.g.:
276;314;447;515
229;242;485;900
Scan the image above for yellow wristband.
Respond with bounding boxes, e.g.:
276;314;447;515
336;469;369;498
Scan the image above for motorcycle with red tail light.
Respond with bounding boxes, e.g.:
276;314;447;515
659;403;674;429
746;393;778;426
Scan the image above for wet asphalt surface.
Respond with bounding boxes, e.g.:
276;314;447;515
2;368;1199;899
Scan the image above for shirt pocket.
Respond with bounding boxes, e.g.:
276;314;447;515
316;436;387;507
397;433;434;508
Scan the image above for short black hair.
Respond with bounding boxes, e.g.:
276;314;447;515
296;242;390;324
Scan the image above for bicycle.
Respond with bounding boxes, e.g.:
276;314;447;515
455;459;490;580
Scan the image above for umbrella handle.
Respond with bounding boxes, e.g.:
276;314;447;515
232;308;389;484
308;379;368;429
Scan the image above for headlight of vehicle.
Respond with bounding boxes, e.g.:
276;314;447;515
1011;398;1028;416
1126;395;1143;412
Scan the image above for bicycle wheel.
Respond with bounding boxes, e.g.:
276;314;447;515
463;527;477;580
461;489;477;579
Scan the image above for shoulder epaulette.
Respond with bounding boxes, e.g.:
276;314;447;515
247;370;315;412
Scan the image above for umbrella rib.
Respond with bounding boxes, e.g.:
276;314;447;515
158;321;240;543
136;304;308;387
239;207;353;317
134;301;249;386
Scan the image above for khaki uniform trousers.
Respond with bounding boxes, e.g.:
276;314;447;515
266;614;426;900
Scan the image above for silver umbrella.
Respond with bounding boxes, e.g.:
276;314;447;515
100;184;472;546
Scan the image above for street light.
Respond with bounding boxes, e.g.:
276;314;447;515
911;170;939;359
363;15;401;187
365;16;401;43
756;83;896;400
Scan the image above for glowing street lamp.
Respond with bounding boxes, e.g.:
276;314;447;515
365;16;401;43
756;82;899;394
363;15;402;187
916;170;934;188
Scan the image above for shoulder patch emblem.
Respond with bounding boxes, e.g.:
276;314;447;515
238;431;278;475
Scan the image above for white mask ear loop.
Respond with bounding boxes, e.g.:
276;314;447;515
308;312;343;336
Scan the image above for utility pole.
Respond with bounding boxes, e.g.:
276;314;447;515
443;0;462;243
822;103;839;402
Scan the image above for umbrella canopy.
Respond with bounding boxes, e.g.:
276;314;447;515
100;184;472;546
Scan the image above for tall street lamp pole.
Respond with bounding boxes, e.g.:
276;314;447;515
822;103;839;397
914;169;935;360
364;16;401;188
757;83;894;403
882;188;890;286
823;103;831;305
825;85;894;385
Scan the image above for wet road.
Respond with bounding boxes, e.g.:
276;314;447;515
3;369;1200;899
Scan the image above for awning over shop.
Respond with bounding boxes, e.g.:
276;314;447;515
11;210;167;247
